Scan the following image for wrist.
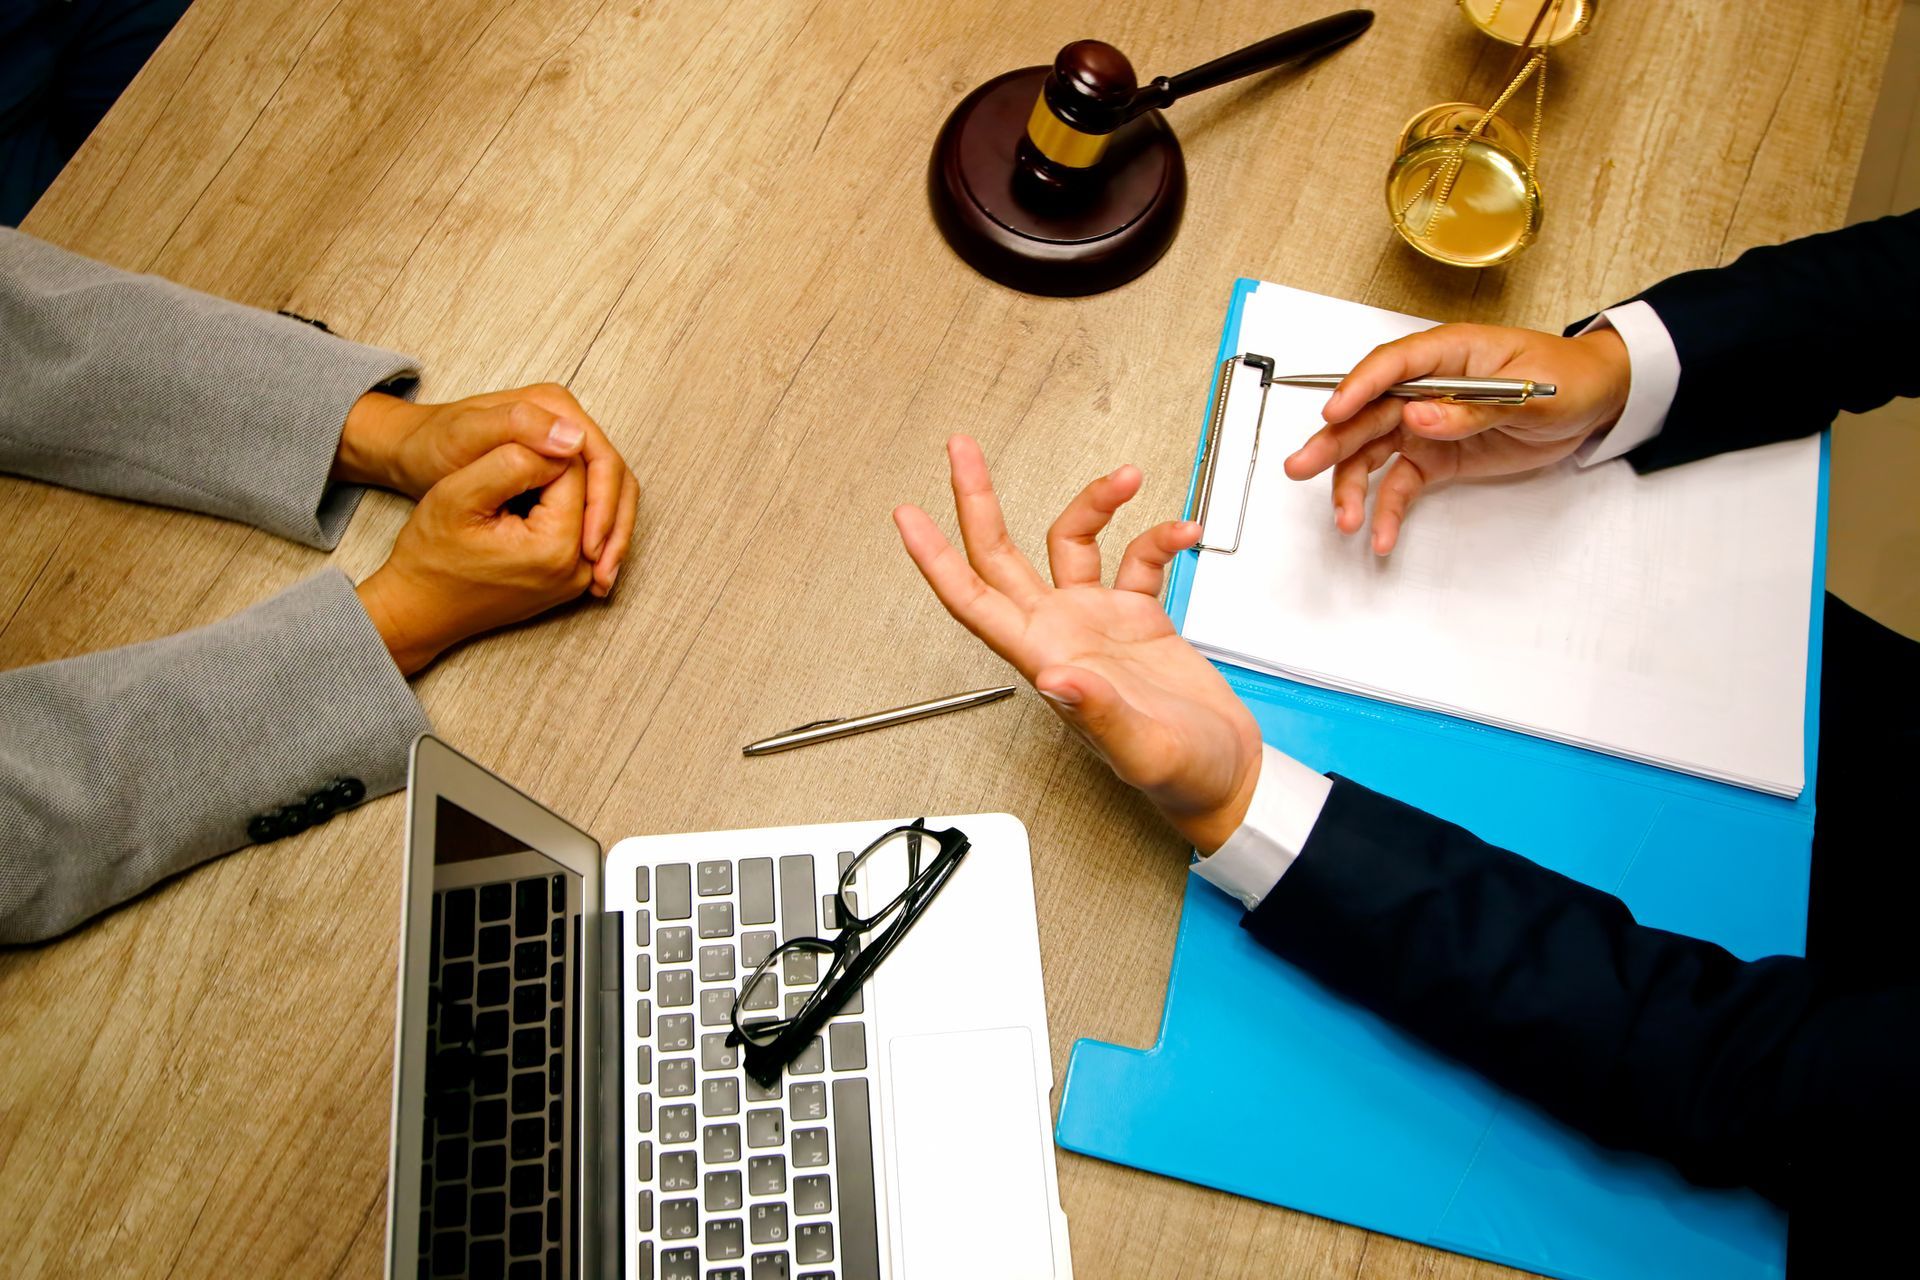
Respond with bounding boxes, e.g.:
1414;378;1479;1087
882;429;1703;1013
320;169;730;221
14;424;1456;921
334;392;419;491
356;565;451;677
1571;326;1631;438
1173;744;1264;855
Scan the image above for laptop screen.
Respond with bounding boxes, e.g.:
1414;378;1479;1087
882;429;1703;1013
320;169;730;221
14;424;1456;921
409;795;584;1279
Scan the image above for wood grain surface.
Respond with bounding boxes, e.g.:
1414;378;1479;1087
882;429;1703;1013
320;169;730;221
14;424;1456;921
0;1;1898;1275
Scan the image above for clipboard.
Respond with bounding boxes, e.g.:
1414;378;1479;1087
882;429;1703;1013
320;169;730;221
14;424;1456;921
1053;277;1820;1280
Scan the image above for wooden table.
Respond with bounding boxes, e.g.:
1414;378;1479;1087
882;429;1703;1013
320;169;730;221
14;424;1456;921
0;1;1898;1275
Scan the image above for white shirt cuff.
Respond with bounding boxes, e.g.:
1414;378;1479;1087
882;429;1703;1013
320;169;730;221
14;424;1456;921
1190;744;1332;910
1571;299;1680;467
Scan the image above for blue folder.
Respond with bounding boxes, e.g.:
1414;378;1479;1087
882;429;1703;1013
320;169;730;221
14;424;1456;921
1053;278;1826;1280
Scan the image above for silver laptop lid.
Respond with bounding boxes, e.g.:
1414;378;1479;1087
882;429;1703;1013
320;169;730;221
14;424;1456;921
388;735;606;1280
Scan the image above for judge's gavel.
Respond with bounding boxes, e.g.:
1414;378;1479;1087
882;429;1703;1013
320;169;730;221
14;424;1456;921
930;11;1374;296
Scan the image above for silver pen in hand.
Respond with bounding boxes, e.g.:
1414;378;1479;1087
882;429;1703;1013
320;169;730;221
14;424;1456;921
742;685;1019;756
1274;374;1556;405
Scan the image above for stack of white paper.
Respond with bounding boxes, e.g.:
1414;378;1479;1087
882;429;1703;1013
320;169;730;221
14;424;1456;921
1182;283;1819;797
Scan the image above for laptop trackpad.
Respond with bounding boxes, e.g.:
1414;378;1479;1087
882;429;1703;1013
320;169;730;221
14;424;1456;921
888;1027;1057;1277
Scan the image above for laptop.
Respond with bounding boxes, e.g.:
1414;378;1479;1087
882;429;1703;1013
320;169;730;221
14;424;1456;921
386;734;1073;1280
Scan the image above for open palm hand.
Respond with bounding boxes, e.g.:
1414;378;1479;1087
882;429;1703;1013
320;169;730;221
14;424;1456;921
893;436;1262;852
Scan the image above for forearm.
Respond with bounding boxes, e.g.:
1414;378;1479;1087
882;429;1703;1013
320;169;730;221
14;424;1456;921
1596;212;1920;472
1238;776;1915;1203
0;570;429;944
0;228;419;546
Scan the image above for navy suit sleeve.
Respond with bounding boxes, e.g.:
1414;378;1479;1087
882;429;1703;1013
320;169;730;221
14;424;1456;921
1244;776;1920;1207
1565;211;1920;473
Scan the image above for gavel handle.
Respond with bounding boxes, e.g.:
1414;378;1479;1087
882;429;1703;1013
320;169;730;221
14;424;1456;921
1131;9;1375;116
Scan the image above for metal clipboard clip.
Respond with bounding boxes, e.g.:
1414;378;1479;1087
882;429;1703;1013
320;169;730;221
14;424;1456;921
1191;352;1275;554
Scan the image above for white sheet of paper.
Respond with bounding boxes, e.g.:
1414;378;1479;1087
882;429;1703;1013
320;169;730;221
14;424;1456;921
1182;283;1818;797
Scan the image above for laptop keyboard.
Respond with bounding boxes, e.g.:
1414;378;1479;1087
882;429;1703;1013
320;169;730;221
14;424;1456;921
631;852;879;1280
421;874;574;1280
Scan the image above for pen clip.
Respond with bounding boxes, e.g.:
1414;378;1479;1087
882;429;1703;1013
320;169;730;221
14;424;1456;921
1441;379;1534;406
779;717;846;735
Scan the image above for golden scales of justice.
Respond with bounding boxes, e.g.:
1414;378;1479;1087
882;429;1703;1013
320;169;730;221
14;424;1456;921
1387;0;1596;267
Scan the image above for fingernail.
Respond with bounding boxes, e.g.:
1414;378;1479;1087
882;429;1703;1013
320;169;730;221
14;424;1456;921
606;565;620;589
1039;687;1080;707
548;421;585;449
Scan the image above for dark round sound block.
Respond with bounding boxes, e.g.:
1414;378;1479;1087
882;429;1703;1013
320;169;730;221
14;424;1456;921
929;67;1186;297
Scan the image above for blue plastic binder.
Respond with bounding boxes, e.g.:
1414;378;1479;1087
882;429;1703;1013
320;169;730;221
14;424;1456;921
1054;279;1826;1280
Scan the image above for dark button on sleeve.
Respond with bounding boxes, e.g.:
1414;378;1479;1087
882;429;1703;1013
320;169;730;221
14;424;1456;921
247;815;278;844
330;777;366;805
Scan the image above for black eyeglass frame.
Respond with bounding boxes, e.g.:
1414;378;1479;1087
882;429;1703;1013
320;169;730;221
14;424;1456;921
727;818;971;1086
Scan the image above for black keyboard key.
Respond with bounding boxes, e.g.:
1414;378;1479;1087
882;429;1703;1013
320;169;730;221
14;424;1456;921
660;1197;698;1240
741;930;777;969
479;924;511;965
702;1033;739;1072
698;901;733;939
659;1103;696;1144
634;865;649;903
469;1238;507;1280
433;1134;469;1182
795;1221;834;1264
510;1161;543;1207
511;1070;544;1115
659;1057;694;1097
434;1089;471;1135
746;1108;783;1148
658;969;693;1008
657;863;692;921
549;917;565;958
698;946;735;982
697;860;733;896
793;1174;831;1216
832;1077;880;1279
511;1116;544;1160
636;1045;652;1086
480;882;512;922
432;1183;467;1228
704;1077;740;1116
661;1247;698;1280
477;1011;509;1052
443;888;476;959
636;1240;654;1280
548;1006;563;1049
782;950;817;986
547;1147;561;1193
472;1142;506;1189
509;1262;540;1280
440;1002;473;1047
777;855;816;942
703;1122;741;1162
750;1250;789;1280
475;1053;509;1097
739;858;775;925
431;1229;464;1277
515;878;547;938
749;1202;787;1243
551;873;565;912
512;1028;545;1070
636;1189;653;1231
660;1148;698;1192
705;1169;742;1211
508;1208;542;1257
475;1099;507;1142
658;1014;694;1052
706;1216;745;1260
829;1022;867;1071
787;1082;825;1122
478;968;510;1009
747;1153;785;1195
471;1190;507;1235
656;927;693;964
514;940;546;982
441;960;474;1003
788;1036;824;1075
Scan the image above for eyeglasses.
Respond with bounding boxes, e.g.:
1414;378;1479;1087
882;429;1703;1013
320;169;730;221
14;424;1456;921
727;819;970;1086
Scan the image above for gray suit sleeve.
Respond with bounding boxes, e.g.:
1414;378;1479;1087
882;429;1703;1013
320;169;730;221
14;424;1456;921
0;569;430;945
0;228;419;547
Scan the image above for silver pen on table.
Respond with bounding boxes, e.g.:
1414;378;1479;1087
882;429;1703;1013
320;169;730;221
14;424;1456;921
1272;374;1557;405
742;685;1019;757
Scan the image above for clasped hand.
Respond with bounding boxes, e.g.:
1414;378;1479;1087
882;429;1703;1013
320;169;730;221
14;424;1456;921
335;383;640;675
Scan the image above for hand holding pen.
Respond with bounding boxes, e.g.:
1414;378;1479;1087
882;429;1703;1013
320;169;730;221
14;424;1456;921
1281;322;1634;555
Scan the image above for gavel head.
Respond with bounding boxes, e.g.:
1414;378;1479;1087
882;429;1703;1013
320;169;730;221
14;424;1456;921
1022;40;1138;176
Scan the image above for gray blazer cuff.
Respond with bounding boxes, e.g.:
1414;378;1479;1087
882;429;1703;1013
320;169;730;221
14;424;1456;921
0;228;420;548
0;569;429;944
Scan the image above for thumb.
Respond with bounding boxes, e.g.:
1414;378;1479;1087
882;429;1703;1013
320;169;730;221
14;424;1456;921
1034;665;1162;773
1400;399;1510;441
436;443;571;513
450;400;585;465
